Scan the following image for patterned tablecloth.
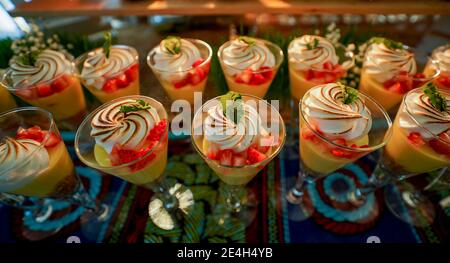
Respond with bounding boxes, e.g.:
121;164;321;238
0;133;449;243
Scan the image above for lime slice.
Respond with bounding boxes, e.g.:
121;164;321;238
94;144;112;167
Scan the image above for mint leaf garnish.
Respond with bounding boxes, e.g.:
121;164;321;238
338;82;359;105
220;91;243;124
103;32;112;59
163;36;181;55
423;83;447;112
238;36;256;46
369;37;404;50
306;38;319;50
120;99;151;113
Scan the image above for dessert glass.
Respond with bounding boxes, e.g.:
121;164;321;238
218;37;284;99
0;85;17;113
356;87;449;226
360;45;440;113
425;45;450;90
76;45;140;103
286;84;393;221
1;50;87;130
191;93;286;226
0;107;109;236
147;38;212;105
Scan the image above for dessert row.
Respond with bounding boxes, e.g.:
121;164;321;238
1;34;449;129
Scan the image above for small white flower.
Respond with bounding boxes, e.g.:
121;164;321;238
46;38;53;44
30;46;38;51
327;23;336;31
347;43;355;51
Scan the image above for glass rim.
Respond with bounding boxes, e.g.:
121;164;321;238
402;87;450;146
74;95;169;170
300;86;393;152
75;44;139;80
288;40;354;71
146;38;212;74
217;38;284;73
191;92;286;169
0;107;56;176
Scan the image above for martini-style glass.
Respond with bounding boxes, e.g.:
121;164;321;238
191;92;285;226
285;83;393;221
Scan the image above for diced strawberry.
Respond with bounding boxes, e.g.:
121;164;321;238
15;88;34;100
36;85;53;97
235;69;252;84
232;154;247;166
124;64;139;82
115;74;129;88
189;68;206;85
218;149;233;166
44;132;61;148
112;144;155;172
314;70;326;79
387;82;405;94
414;73;426;79
250;73;266;85
192;59;205;68
304;69;315;80
247;147;267;164
324;72;338;83
407;132;425;146
429;132;450;156
173;78;189;89
260;66;273;80
332;138;347;146
51;75;70;93
330;149;353;159
436;74;450;88
146;119;168;142
323;61;333;71
302;128;317;141
102;79;118;93
15;126;47;144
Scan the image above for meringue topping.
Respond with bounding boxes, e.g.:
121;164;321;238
288;35;339;71
303;83;372;141
9;49;72;88
0;138;49;192
204;100;262;153
400;89;450;139
81;46;136;81
91;99;161;153
363;42;417;83
221;37;276;76
152;38;202;73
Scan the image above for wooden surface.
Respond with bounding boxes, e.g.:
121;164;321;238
8;0;450;17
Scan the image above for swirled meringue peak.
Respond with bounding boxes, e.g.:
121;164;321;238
203;93;264;153
9;49;72;88
303;83;372;141
0;138;49;192
400;84;450;139
432;45;450;73
152;37;202;72
81;45;136;79
90;98;161;153
221;36;276;76
363;38;417;83
288;35;339;71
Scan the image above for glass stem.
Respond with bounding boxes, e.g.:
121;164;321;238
66;179;109;221
286;171;310;205
351;163;393;203
223;184;243;214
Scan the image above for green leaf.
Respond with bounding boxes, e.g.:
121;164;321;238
338;82;359;105
306;37;320;50
220;91;243;124
423;83;447;112
119;99;151;113
103;32;112;58
162;36;181;55
238;36;256;46
369;37;404;50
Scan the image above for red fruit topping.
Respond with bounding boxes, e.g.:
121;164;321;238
16;126;61;148
218;149;233;166
323;61;334;71
384;71;413;94
436;74;450;88
124;64;139;82
260;66;273;80
173;78;190;89
330;149;354;159
407;132;425;146
235;68;253;84
102;79;118;93
247;147;267;164
37;85;53;97
232;154;247;167
189;67;206;85
332;138;347;146
192;59;205;68
146;119;168;142
302;62;344;83
112;144;156;172
115;74;129;88
429;132;450;156
51;75;70;93
413;73;426;79
387;82;405;94
15;89;34;100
